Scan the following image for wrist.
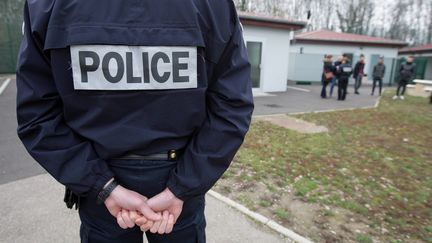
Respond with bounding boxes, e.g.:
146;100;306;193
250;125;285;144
165;187;181;202
97;178;119;204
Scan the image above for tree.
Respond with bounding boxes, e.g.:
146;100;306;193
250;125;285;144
232;0;431;45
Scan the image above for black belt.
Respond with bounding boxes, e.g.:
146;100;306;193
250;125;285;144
112;150;180;161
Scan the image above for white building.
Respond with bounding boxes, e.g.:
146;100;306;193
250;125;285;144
288;30;407;85
239;13;306;92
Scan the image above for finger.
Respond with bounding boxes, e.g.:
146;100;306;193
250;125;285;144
150;214;162;234
165;214;175;234
135;216;148;226
116;212;128;229
121;209;135;228
140;220;154;232
129;211;139;223
139;204;161;221
158;211;169;234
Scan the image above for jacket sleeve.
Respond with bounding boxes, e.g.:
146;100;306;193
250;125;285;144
16;2;114;200
353;63;359;77
166;7;254;201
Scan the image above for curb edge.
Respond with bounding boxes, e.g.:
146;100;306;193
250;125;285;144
208;190;314;243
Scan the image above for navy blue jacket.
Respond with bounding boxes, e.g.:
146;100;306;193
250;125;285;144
16;0;254;201
337;63;353;80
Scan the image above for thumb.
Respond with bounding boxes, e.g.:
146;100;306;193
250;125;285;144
139;203;161;221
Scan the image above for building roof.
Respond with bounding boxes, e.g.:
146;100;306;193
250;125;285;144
399;44;432;54
238;12;306;31
293;30;408;47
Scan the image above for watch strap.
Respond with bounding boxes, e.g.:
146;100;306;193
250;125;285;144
97;179;118;204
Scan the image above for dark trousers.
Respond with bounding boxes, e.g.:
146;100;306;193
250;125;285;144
79;159;206;243
354;74;363;92
321;80;329;98
396;79;408;96
372;78;383;95
338;78;348;100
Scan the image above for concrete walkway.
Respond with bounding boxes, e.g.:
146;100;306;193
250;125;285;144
254;85;380;116
0;174;290;243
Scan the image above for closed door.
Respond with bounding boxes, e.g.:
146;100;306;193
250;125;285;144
247;41;263;88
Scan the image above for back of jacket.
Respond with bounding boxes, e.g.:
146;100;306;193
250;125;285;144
338;63;353;80
16;0;254;201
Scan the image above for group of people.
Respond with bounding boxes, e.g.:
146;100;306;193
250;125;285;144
321;54;386;101
320;54;416;101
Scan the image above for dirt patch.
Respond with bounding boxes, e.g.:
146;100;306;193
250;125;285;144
215;177;380;243
256;115;329;134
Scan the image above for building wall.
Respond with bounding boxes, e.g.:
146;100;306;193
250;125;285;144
243;25;292;92
288;43;400;84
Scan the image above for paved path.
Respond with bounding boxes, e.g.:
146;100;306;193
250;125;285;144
0;174;290;243
254;85;380;116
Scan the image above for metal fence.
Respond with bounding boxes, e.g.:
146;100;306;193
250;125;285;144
0;0;25;74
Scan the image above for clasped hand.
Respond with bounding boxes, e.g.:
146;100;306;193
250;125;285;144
104;186;184;234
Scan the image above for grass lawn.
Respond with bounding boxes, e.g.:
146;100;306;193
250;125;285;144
215;91;432;243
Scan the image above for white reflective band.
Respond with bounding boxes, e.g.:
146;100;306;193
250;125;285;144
70;45;198;90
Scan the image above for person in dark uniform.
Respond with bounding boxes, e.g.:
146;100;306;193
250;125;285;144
15;1;254;242
321;54;336;99
353;54;365;94
394;56;416;100
371;57;386;96
337;57;353;101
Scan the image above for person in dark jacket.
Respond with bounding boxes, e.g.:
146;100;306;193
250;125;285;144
337;58;353;101
371;57;386;96
321;54;336;98
330;55;343;97
394;56;416;100
353;54;366;94
16;0;254;242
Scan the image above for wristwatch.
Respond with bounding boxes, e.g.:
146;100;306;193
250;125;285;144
97;179;119;204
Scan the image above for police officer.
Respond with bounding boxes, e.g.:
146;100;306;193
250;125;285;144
394;56;416;100
337;57;353;101
16;0;254;242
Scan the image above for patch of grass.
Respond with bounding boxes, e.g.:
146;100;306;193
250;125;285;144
356;234;373;243
274;208;290;220
338;200;368;215
258;200;271;208
322;208;335;217
294;178;318;196
216;91;432;242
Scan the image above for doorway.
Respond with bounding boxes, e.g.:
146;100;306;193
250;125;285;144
246;41;263;89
